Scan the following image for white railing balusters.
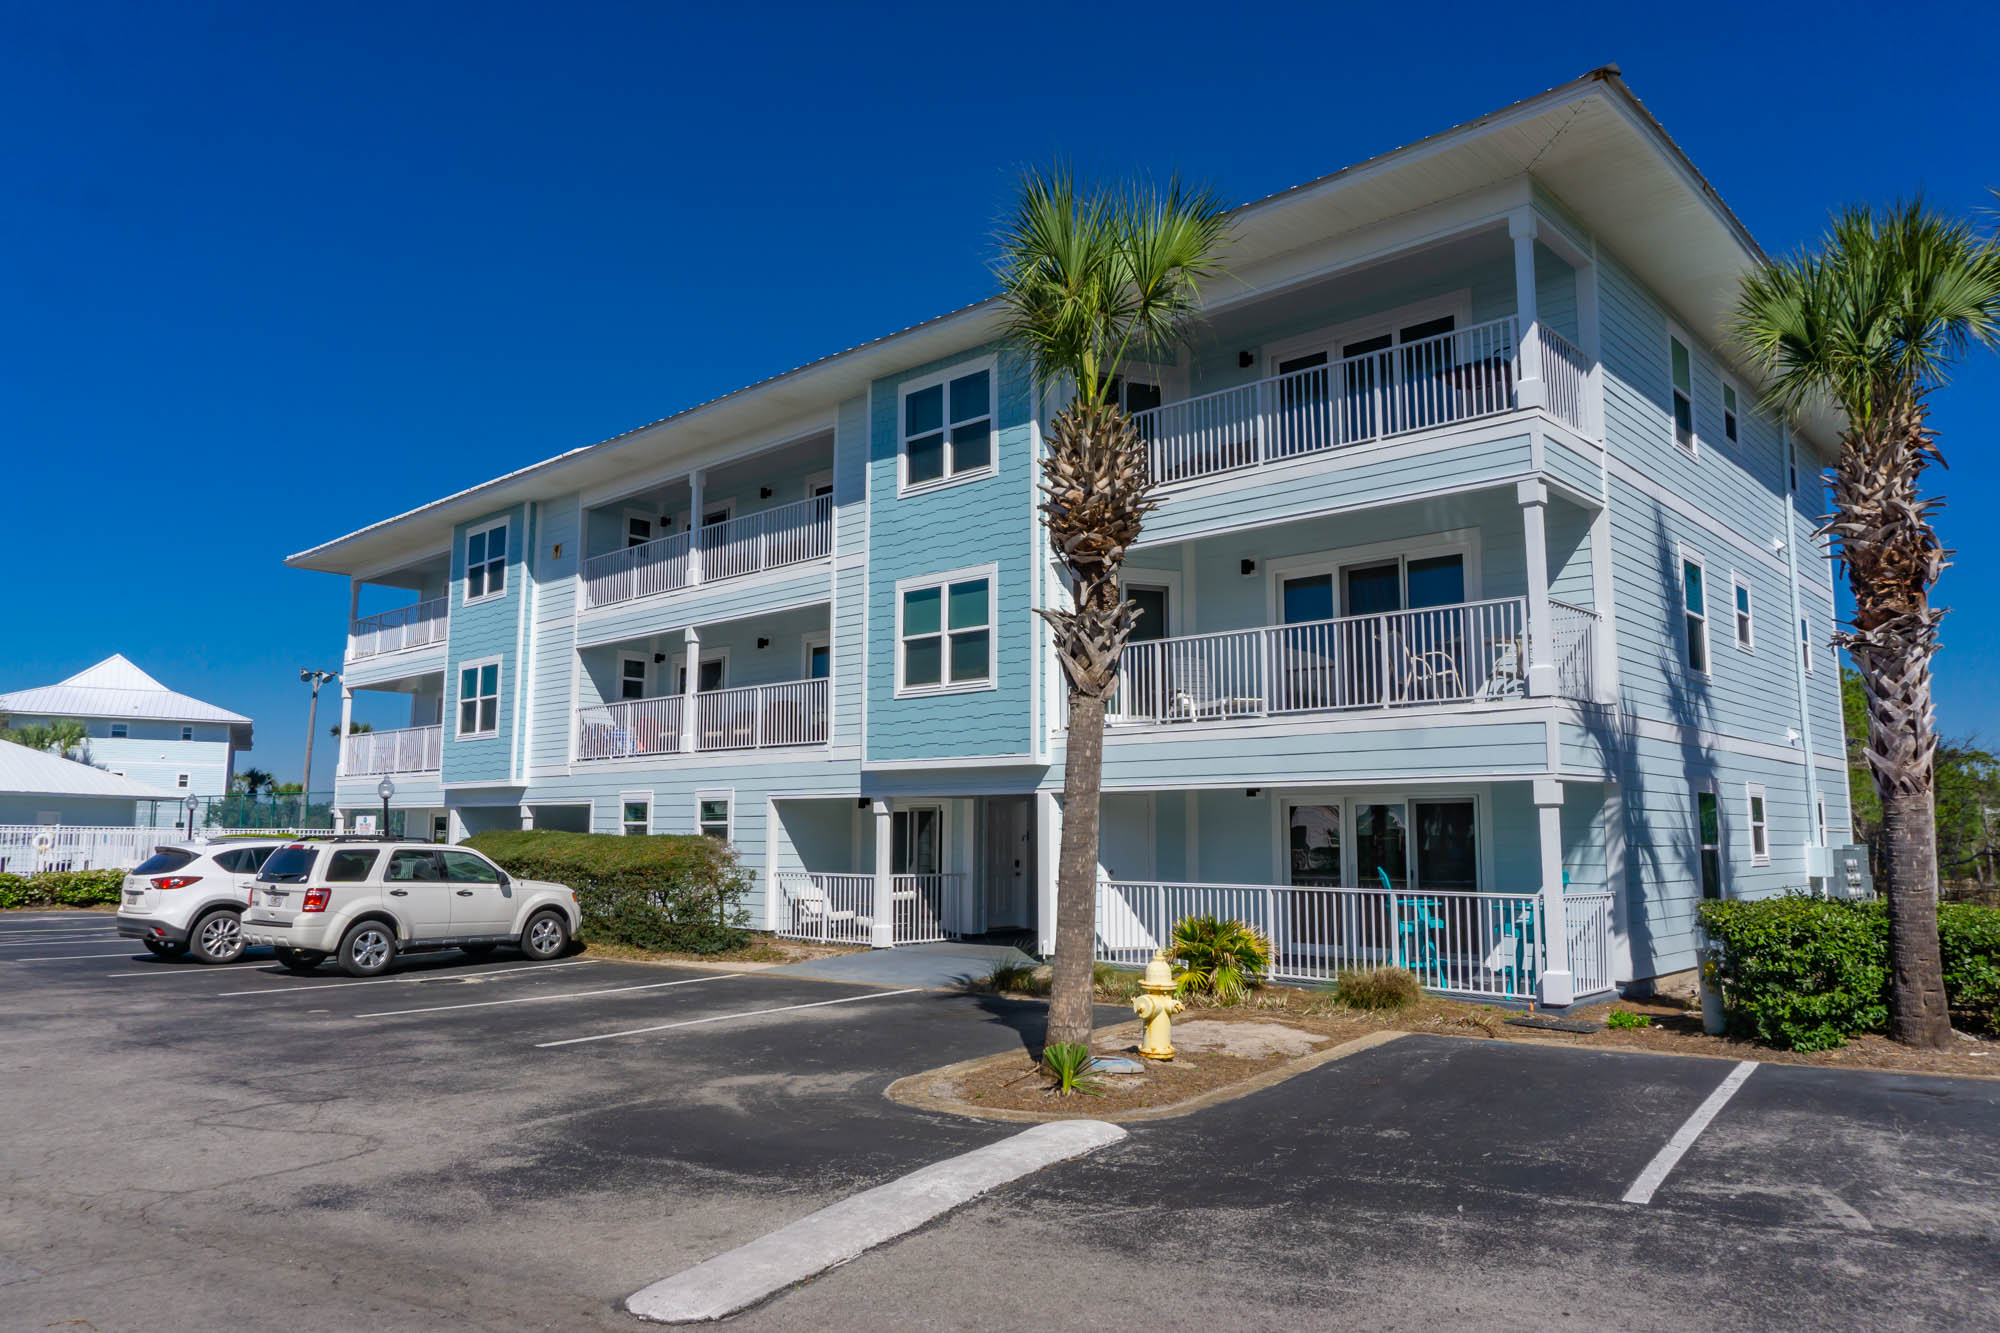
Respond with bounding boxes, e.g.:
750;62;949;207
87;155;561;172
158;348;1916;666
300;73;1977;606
1550;599;1601;703
577;678;826;760
575;695;686;762
340;724;443;776
348;597;447;660
774;870;960;945
584;494;832;609
1536;325;1591;436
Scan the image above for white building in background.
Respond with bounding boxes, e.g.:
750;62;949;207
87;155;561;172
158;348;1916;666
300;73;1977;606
0;655;253;797
0;737;181;828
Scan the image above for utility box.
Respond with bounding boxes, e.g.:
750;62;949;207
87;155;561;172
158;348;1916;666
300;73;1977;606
1807;844;1873;898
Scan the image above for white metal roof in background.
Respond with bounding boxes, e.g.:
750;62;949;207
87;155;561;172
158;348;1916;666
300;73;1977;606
0;738;184;801
0;654;252;726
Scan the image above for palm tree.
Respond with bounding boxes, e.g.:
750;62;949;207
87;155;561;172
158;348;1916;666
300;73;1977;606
332;720;374;736
46;719;88;759
994;167;1229;1048
234;767;274;797
1733;200;2000;1048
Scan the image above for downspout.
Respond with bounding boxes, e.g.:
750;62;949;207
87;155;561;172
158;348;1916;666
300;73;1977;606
1781;425;1824;860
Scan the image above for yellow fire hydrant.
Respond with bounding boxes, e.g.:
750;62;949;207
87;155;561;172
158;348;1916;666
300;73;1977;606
1131;949;1185;1060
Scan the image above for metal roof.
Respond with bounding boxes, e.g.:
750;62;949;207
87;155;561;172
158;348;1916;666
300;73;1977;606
0;738;184;801
0;655;253;729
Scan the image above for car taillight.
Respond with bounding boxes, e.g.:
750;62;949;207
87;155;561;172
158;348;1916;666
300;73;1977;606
151;876;202;890
302;886;332;912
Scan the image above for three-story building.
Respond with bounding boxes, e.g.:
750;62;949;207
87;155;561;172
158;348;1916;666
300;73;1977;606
290;69;1857;1003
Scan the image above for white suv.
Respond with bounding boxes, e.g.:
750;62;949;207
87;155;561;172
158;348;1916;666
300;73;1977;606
116;839;292;964
239;838;581;977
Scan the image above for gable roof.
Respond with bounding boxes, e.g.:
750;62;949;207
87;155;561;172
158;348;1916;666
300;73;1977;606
0;655;253;743
0;738;184;802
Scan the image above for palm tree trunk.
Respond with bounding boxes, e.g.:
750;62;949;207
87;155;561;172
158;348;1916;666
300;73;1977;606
1881;783;1952;1045
1046;690;1105;1049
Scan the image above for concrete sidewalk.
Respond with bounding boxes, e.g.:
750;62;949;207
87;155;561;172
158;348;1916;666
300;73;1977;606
764;941;1037;988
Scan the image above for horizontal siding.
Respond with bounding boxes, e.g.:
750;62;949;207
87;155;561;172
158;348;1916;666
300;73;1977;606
576;563;833;647
528;494;582;774
1091;713;1552;788
441;503;527;785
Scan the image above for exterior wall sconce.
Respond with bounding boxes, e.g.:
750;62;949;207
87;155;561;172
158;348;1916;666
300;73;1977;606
760;486;774;499
1240;558;1257;576
653;652;666;664
552;542;563;559
757;637;771;650
1238;350;1255;368
1245;788;1261;798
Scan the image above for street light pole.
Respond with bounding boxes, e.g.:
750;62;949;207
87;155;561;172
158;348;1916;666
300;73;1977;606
377;777;395;838
300;668;337;826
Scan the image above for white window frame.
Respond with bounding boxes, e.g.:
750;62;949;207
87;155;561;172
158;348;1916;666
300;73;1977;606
895;562;999;697
176;772;190;789
1667;328;1698;456
1746;783;1770;865
801;631;831;680
1815;795;1828;847
804;469;833;500
892;801;947;875
1679;545;1711;676
671;646;731;693
1266;529;1483;623
699;499;736;530
1266;788;1493;893
180;725;194;741
1119;568;1184;637
1801;616;1816;675
1264;291;1473;376
694;788;733;843
110;723;128;738
1696;778;1724;899
1731;572;1754;651
619;791;652;837
455;655;503;739
1720;375;1742;447
897;356;998;496
623;509;657;548
617;652;651;701
463;517;509;604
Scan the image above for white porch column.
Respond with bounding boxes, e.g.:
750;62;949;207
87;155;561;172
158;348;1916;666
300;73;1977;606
686;468;706;587
336;687;354;777
1534;777;1574;1006
1517;479;1558;697
680;625;701;754
870;797;895;948
346;578;362;655
1510;211;1546;412
1035;790;1061;956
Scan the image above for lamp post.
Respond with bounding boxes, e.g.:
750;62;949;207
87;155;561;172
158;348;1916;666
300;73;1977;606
184;793;199;840
377;777;395;837
300;668;337;822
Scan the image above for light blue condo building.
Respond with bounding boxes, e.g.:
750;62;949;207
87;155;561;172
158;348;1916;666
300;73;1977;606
293;70;1857;1004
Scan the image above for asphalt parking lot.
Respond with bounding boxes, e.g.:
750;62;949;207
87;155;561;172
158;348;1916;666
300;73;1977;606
3;910;1998;1331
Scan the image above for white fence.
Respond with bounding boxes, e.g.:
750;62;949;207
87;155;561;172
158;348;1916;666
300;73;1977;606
339;724;443;776
1095;879;1616;1001
774;871;962;946
1114;597;1545;723
1537;324;1593;436
348;597;447;660
0;825;174;873
1550;599;1601;703
1134;317;1521;486
576;695;686;762
582;494;833;609
577;679;827;762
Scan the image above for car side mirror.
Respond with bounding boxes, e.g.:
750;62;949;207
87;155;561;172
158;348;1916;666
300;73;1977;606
496;870;511;888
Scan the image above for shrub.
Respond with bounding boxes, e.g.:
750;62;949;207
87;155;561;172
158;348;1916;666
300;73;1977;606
1330;966;1422;1011
0;869;125;909
466;829;751;954
986;961;1049;995
1697;896;1888;1051
1170;916;1272;1003
1940;902;2000;1033
1040;1042;1101;1097
1091;961;1141;1001
1605;1010;1653;1030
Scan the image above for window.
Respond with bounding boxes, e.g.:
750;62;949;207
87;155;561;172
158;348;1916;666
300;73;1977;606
805;470;833;499
134;849;198;875
803;635;831;680
110;723;128;738
431;814;450;844
622;797;651;837
259;846;319;882
898;568;994;694
176;772;190;789
386;849;440;881
464;520;508;601
619;655;648;701
1669;334;1696;452
673;653;726;693
1746;785;1770;865
440;850;501;882
626;514;653;547
697;793;731;842
457;659;501;737
1697;786;1722;899
325;849;379;882
892;805;942;874
181;725;194;741
1800;617;1815;674
1681;553;1709;673
1815;796;1828;847
1721;380;1740;445
900;362;994;491
1733;576;1753;649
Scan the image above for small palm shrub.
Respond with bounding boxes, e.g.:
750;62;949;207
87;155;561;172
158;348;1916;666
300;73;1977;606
1331;966;1422;1011
1170;916;1272;1003
1040;1042;1101;1097
986;961;1050;995
1605;1010;1653;1030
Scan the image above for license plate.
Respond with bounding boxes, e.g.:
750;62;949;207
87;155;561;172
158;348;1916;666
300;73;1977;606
264;892;285;906
124;891;141;903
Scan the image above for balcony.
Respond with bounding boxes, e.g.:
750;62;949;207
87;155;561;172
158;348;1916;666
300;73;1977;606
773;871;960;946
576;678;828;762
1135;318;1589;488
582;494;832;610
1110;597;1599;725
341;724;442;775
348;597;446;660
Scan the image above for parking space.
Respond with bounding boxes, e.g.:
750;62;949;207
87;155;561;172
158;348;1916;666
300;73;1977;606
4;912;1998;1330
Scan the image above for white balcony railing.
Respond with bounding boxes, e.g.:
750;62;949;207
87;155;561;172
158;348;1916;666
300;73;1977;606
1550;599;1602;702
0;825;167;873
348;597;447;660
1096;879;1613;1001
774;871;962;945
1135;317;1522;486
581;494;833;609
1536;324;1592;437
1112;597;1557;724
340;724;442;776
576;678;828;761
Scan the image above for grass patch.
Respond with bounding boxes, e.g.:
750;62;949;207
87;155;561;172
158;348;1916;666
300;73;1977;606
1605;1009;1654;1030
1328;967;1423;1011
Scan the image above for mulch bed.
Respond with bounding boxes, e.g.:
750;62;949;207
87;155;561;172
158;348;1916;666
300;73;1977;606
577;933;865;968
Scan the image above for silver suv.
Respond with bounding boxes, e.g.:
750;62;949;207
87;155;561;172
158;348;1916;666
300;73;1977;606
238;838;580;977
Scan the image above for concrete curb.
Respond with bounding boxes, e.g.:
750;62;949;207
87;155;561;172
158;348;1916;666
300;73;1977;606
624;1119;1127;1323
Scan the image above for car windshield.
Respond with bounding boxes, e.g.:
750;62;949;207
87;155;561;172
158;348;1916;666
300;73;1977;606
132;849;197;875
258;846;319;882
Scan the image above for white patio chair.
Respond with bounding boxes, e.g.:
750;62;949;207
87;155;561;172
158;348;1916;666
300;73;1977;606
788;876;867;939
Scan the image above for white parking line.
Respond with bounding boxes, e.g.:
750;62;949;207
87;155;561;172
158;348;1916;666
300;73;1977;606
13;951;147;961
1621;1060;1757;1205
0;926;123;936
537;987;923;1049
209;958;599;998
0;935;123;948
98;962;270;979
357;972;742;1018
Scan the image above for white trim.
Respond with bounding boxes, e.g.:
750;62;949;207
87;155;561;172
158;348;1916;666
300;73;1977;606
1266;787;1492;893
454;655;503;739
1678;544;1711;677
698;497;737;528
1265;527;1482;622
1730;571;1754;651
1119;568;1184;636
859;754;1041;772
896;355;998;497
1719;375;1742;448
1666;326;1698;457
1695;778;1723;899
175;772;190;789
801;631;831;682
623;507;659;548
617;651;651;701
1800;613;1817;675
1263;289;1473;375
893;562;1000;698
1745;783;1770;866
671;645;731;693
619;789;654;837
804;469;833;499
694;788;734;843
891;801;948;876
462;517;510;605
575;416;837;512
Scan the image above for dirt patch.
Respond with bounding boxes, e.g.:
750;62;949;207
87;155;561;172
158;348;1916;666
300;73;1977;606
577;933;865;970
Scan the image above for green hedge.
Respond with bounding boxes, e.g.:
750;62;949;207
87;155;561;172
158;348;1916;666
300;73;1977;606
466;829;751;954
1698;896;2000;1049
0;869;126;910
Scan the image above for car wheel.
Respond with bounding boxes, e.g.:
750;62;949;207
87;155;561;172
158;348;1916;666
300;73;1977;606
519;910;570;961
142;937;186;959
188;910;245;964
274;947;325;974
337;921;398;978
461;942;498;958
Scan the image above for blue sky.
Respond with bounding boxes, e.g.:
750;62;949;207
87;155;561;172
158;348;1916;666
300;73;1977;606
4;1;1996;788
